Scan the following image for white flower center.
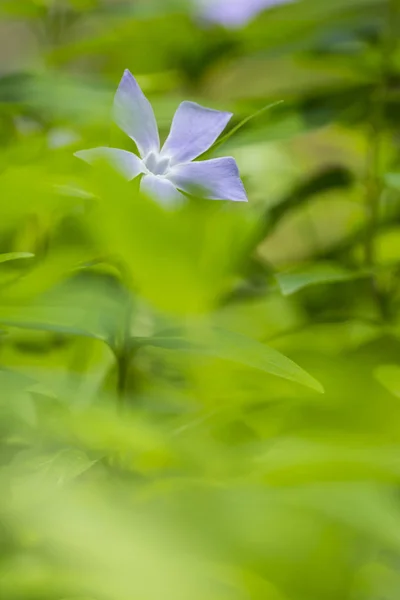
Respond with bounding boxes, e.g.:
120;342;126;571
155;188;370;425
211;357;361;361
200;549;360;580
144;152;171;176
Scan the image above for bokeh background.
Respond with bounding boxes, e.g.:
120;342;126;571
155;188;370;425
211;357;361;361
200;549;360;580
1;0;400;599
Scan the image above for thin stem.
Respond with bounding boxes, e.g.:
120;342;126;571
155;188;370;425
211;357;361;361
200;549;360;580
364;101;383;269
116;297;134;409
364;0;397;319
116;349;129;407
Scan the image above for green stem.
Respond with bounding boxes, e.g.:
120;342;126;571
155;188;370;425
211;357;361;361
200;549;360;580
116;297;133;409
116;349;129;407
364;0;397;319
364;101;382;270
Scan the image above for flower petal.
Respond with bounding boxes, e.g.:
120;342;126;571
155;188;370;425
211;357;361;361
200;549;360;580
160;101;232;165
74;147;145;180
168;157;247;202
141;174;184;206
113;69;160;158
198;0;292;28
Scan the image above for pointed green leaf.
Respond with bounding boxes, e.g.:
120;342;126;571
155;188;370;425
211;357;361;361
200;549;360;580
143;328;323;393
200;328;324;393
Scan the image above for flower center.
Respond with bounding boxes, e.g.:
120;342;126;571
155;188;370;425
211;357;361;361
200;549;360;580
144;152;170;176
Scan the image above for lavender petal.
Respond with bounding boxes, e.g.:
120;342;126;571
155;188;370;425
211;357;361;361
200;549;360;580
113;70;160;158
198;0;292;27
168;157;247;202
160;101;232;165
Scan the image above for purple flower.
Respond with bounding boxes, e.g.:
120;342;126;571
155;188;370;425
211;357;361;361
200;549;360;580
75;70;247;205
196;0;292;28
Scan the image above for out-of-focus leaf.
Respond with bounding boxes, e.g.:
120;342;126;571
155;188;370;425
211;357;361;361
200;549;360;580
11;448;96;488
276;263;369;295
201;328;324;392
0;304;104;339
0;273;125;341
89;171;258;314
386;173;400;191
0;252;34;263
242;0;387;55
215;565;288;600
267;166;354;230
206;53;372;101
374;365;400;399
48;12;200;76
133;336;198;351
283;484;400;554
147;326;323;393
21;72;112;124
257;438;400;484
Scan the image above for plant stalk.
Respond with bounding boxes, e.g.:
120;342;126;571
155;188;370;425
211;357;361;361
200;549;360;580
364;0;397;319
116;296;134;409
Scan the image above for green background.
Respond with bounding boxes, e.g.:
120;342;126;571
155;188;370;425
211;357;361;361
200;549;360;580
0;1;400;598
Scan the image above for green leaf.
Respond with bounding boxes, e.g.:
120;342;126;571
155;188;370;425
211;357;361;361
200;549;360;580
257;438;400;484
12;449;97;487
0;304;106;339
201;328;324;393
132;336;198;351
0;252;34;264
266;166;354;233
144;328;324;393
0;275;125;340
276;263;369;296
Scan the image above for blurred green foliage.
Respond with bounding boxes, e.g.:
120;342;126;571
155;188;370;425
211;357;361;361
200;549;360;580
0;0;400;598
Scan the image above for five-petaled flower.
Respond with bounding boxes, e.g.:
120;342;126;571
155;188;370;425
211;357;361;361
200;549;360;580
75;70;247;205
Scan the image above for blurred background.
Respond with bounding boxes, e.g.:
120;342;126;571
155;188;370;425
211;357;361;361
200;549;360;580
0;0;400;598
